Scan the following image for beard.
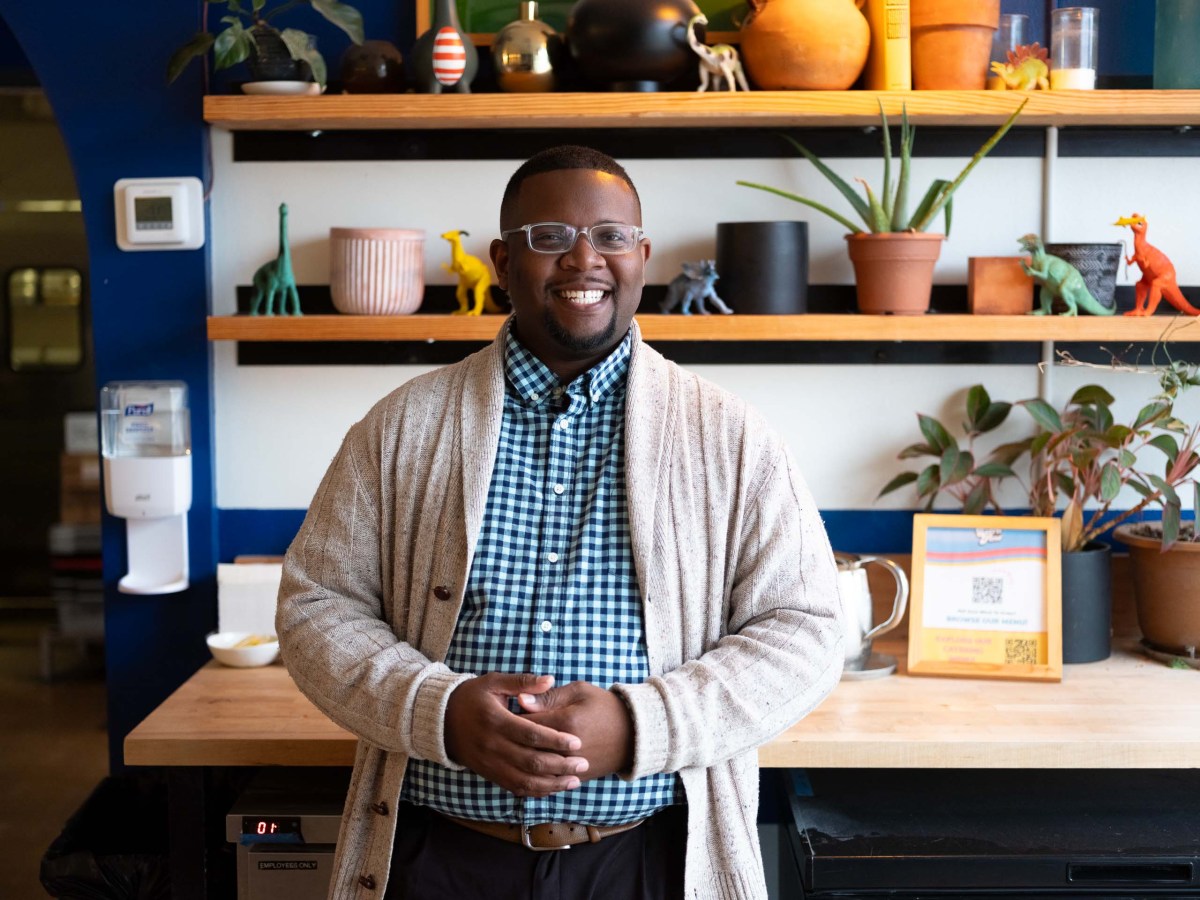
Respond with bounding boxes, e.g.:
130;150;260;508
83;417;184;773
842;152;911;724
543;302;618;354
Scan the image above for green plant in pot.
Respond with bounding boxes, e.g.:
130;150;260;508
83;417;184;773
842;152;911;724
879;376;1200;663
168;0;365;90
737;100;1026;315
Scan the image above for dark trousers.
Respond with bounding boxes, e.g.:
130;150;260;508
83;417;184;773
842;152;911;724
384;802;687;900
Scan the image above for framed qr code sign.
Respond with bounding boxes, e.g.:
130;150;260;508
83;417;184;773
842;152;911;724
908;514;1063;682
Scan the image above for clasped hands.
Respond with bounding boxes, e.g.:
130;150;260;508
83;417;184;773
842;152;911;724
444;673;633;798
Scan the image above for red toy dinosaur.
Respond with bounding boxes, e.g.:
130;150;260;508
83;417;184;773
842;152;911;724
1113;213;1200;316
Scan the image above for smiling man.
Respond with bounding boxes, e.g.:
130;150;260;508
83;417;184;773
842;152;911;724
277;145;843;900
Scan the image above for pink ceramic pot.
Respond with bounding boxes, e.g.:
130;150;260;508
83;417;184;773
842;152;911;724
329;228;426;315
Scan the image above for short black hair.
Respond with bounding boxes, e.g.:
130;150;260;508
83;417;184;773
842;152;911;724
500;145;641;228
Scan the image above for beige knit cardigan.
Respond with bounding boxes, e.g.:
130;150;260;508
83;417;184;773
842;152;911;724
277;320;843;900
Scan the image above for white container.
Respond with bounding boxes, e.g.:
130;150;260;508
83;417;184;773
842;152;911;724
329;227;426;315
206;631;280;668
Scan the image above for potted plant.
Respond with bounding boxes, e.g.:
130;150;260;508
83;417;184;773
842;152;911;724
737;100;1026;315
167;0;365;90
879;373;1200;663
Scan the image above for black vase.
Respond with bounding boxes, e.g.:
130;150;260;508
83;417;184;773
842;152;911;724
1061;541;1113;663
566;0;702;91
340;40;406;93
715;221;809;315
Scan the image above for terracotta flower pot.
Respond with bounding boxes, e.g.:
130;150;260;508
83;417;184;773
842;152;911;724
740;0;871;90
330;228;426;315
910;0;1000;90
845;232;944;315
1114;524;1200;655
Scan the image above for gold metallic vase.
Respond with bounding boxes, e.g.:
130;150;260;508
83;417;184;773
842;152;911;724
492;1;562;92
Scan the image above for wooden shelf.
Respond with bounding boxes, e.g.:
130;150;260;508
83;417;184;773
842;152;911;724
207;313;1200;343
203;90;1200;131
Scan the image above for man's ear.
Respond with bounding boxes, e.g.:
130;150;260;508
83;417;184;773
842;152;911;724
489;238;510;291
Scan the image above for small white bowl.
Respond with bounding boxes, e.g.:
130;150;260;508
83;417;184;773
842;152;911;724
206;632;280;668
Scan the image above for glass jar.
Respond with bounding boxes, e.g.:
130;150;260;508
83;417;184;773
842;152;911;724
1050;6;1099;90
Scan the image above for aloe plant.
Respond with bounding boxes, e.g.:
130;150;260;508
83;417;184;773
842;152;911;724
738;99;1028;235
168;0;365;88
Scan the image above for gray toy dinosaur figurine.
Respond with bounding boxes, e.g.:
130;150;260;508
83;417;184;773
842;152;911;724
250;203;301;317
1017;233;1114;316
660;260;733;315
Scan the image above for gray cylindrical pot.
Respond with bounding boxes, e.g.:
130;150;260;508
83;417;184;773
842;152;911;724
1061;541;1112;663
715;221;808;315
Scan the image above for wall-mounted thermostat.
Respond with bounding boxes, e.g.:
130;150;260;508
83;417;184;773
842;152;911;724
114;177;205;251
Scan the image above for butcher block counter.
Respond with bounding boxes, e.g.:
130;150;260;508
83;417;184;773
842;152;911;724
125;635;1200;770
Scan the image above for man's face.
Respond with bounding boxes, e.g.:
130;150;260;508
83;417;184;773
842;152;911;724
490;168;650;379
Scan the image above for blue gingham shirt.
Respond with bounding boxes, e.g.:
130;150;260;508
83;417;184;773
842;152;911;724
402;324;681;825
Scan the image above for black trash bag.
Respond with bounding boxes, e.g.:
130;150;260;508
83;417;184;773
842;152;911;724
40;773;170;900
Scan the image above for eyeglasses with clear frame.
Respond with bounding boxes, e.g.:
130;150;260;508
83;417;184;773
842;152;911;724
500;222;647;256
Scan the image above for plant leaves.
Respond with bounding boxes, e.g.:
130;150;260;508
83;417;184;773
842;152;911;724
1070;384;1114;406
976;401;1012;433
280;28;327;86
966;385;990;426
858;179;891;233
915;464;940;499
879;101;893;222
778;135;873;226
213;22;253;71
1099;461;1122;502
898;442;939;459
989;438;1032;466
736;182;865;234
1021;398;1063;433
1061;499;1084;552
1149;474;1180;506
167;31;215;83
963;480;990;514
1149;433;1180;465
918;414;954;454
974;462;1016;478
1119;448;1137;468
890;105;912;231
940;446;973;486
1133;401;1171;430
1102;424;1132;448
878;470;919;497
1162;502;1181;547
909;99;1028;232
907;180;947;234
1030;431;1052;455
311;0;366;44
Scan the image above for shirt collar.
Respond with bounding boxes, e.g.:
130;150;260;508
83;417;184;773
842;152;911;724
503;321;631;406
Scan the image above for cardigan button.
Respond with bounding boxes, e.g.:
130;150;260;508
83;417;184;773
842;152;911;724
433;585;451;601
371;801;389;816
358;874;376;890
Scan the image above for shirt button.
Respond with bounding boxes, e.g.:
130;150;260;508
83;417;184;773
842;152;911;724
547;552;559;563
540;620;553;633
553;483;564;495
530;392;540;401
558;419;570;429
433;585;451;601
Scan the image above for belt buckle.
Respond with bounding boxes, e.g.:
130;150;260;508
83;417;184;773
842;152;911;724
521;825;572;852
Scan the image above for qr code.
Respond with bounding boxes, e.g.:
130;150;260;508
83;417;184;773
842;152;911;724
1005;638;1039;665
971;576;1004;605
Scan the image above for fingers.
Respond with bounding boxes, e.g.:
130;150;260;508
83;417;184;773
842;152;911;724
517;679;582;712
485;672;555;697
496;709;582;753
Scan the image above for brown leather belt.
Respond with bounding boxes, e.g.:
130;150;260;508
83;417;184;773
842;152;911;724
436;811;645;851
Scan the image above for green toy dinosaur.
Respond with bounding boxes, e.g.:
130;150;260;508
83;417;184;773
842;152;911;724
1017;233;1115;317
250;203;301;316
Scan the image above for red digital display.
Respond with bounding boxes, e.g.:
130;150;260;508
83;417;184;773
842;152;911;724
241;816;302;837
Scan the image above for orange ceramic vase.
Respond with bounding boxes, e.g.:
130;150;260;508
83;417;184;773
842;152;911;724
846;232;944;315
740;0;870;90
910;0;1000;89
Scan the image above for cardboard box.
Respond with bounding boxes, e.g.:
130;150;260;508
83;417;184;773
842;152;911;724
63;412;99;454
968;257;1034;315
60;452;102;524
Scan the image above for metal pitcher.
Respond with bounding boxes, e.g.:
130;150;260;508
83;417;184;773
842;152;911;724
835;553;909;679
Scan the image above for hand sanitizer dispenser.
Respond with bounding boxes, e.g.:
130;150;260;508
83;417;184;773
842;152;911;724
100;381;192;594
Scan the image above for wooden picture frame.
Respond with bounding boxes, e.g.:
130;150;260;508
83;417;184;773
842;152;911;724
417;1;746;47
908;514;1062;682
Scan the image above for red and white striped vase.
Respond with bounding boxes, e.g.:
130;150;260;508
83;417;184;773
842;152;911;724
411;0;478;92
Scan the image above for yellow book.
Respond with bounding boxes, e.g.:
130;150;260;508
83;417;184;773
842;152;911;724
864;0;912;91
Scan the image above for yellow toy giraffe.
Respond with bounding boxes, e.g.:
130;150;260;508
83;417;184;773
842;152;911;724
441;229;502;316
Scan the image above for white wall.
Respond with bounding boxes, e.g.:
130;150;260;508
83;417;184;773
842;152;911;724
210;129;1200;515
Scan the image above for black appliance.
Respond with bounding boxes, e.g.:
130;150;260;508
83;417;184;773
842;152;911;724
785;768;1200;898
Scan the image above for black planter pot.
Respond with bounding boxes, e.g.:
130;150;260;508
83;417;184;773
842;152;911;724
1061;541;1113;663
566;0;702;91
246;25;311;82
715;221;809;315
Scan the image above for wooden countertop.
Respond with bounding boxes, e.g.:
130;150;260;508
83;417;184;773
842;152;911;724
124;636;1200;769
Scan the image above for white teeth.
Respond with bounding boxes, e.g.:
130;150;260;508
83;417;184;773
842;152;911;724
558;290;606;305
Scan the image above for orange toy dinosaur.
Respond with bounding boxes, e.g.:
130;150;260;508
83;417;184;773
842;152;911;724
1113;213;1200;316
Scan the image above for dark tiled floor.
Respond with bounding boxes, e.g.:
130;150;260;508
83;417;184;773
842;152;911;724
0;613;107;899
